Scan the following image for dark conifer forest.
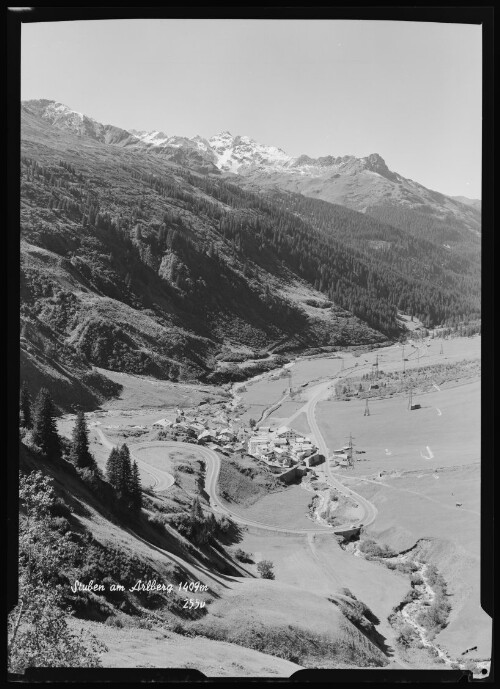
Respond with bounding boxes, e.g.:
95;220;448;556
19;106;480;407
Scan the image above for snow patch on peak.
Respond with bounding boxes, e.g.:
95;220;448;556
208;131;236;150
191;135;214;154
131;130;172;146
207;132;292;172
45;101;86;122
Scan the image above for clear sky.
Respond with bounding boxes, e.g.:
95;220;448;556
21;19;482;198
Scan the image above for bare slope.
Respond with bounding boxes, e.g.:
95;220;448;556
190;578;388;668
68;617;303;676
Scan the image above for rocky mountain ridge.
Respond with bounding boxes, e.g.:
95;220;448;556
21;99;480;239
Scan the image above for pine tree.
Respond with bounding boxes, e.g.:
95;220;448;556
116;444;132;503
190;496;204;521
69;411;95;469
130;461;142;510
106;447;121;489
188;497;210;544
32;388;62;460
20;382;32;429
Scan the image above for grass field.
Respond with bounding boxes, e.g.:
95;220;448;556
240;377;289;407
267;400;303;421
287;356;344;387
349;465;480;552
288;412;312;438
318;380;480;475
225;485;331;531
133;444;198;472
237;529;409;657
94;367;227;410
98;411;177;427
130;444;200;490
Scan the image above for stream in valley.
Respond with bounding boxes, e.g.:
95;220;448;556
341;540;490;674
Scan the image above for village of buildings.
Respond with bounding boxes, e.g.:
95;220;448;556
147;402;327;483
92;388;360;487
86;391;357;485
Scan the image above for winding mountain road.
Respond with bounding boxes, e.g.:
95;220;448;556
305;380;378;529
95;428;175;492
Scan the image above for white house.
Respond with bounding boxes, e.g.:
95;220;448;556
292;443;315;458
189;422;206;434
248;435;271;457
153;418;173;428
276;426;298;441
333;452;349;460
273;447;292;464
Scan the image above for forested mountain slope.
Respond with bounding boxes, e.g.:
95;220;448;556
20;102;480;408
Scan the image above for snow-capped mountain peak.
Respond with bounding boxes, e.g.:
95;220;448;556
45;101;85;121
207;131;292;172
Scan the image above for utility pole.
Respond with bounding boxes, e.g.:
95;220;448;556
440;343;444;355
364;398;370;416
408;388;413;410
347;433;355;467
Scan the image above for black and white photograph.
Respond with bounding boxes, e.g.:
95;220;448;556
8;8;492;681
